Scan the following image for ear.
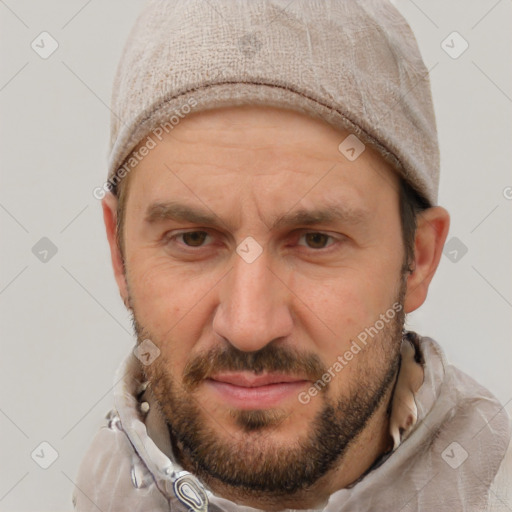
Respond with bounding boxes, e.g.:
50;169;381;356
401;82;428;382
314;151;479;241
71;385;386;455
404;206;450;313
102;192;129;308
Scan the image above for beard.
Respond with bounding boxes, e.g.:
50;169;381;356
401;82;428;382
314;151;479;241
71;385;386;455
131;282;406;497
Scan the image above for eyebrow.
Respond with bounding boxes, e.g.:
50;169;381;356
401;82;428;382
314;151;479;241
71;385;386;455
144;201;369;231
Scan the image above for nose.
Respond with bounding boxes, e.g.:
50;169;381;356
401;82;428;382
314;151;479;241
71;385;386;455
212;248;293;352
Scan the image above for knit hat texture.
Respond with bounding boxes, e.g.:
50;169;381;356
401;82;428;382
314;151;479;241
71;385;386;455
108;0;439;206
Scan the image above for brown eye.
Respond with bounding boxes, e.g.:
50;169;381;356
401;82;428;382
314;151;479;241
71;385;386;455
181;231;208;247
303;232;332;249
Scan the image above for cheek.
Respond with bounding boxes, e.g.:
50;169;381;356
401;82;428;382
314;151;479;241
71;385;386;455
290;268;399;352
126;256;216;365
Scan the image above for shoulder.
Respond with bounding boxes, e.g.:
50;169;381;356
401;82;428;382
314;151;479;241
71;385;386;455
490;424;512;511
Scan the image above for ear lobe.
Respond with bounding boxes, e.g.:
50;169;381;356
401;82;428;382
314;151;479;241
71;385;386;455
404;206;450;314
102;192;129;307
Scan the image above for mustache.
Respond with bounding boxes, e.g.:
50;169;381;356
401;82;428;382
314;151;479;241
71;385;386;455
183;343;327;390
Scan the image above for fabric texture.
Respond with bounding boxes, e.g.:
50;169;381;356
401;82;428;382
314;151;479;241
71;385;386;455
73;335;511;511
107;0;440;206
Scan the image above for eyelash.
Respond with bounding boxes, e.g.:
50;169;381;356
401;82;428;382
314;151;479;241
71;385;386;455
165;230;340;251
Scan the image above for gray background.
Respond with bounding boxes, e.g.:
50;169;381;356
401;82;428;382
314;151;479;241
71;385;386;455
0;1;511;510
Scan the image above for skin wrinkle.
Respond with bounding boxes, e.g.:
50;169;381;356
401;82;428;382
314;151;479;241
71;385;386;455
103;105;449;511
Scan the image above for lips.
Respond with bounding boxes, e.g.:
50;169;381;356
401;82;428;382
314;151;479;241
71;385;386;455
205;372;309;409
210;372;306;387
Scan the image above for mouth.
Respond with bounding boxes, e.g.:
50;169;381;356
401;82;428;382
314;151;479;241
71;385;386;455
205;372;310;409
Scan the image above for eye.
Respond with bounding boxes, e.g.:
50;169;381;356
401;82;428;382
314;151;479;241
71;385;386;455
169;230;211;248
298;232;336;250
166;230;339;252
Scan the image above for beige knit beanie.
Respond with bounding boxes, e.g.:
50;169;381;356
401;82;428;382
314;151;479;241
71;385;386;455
107;0;439;206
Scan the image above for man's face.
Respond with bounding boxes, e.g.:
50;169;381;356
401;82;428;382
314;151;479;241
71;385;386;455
120;105;406;495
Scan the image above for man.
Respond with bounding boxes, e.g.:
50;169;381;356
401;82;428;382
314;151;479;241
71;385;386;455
75;1;511;510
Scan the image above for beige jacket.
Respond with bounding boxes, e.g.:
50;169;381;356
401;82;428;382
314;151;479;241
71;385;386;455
73;335;511;511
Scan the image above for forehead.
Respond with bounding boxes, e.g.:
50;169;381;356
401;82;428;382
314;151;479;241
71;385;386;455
122;105;400;219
